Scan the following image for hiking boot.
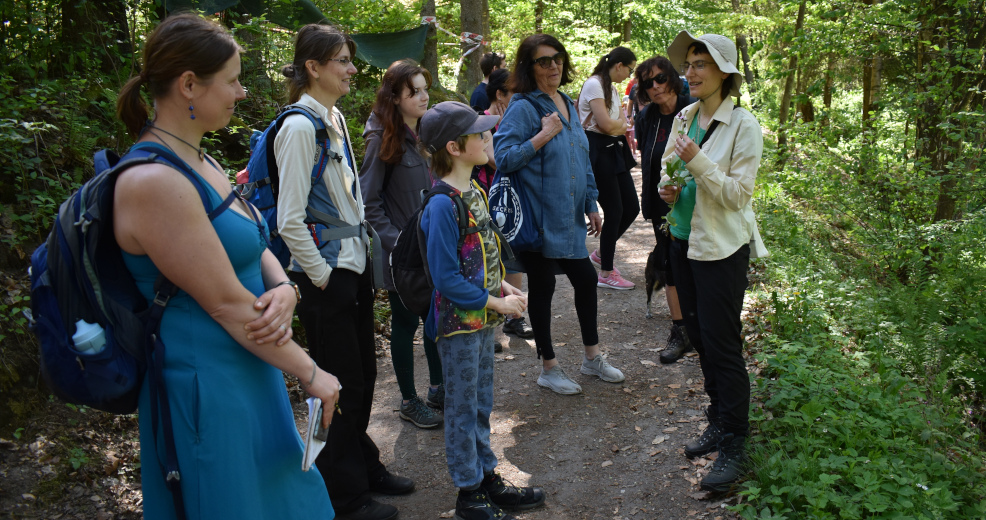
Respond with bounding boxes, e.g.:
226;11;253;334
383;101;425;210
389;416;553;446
502;317;535;339
597;271;635;290
589;249;621;276
537;365;582;395
337;499;398;520
700;433;747;492
685;408;721;459
580;354;625;383
369;471;416;495
426;384;445;410
659;324;694;364
454;487;516;520
399;396;442;429
481;472;546;511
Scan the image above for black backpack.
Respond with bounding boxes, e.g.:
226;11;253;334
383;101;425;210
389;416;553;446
390;182;513;317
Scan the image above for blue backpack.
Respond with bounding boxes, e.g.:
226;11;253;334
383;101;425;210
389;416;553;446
28;142;235;520
237;104;342;267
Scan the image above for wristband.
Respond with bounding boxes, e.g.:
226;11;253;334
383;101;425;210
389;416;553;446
276;280;301;303
301;359;317;389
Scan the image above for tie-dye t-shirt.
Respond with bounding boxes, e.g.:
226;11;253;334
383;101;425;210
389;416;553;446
433;182;506;337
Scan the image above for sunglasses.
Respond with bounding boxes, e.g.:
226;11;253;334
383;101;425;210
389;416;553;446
641;73;669;90
533;52;566;69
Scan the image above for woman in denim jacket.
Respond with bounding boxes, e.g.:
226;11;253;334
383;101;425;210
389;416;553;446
494;33;627;396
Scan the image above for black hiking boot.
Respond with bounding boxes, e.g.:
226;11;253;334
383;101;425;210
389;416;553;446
700;433;747;492
659;324;693;364
481;472;546;511
453;487;516;520
684;408;720;459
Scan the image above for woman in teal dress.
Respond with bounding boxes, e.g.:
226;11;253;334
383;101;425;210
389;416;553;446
113;14;341;519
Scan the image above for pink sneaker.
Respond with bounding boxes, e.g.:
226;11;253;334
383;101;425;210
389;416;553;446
589;250;621;276
597;271;635;290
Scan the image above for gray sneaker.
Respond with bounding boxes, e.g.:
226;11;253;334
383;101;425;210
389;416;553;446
537;366;583;395
399;396;442;429
580;354;625;383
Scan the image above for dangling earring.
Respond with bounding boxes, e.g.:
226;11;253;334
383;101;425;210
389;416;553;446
189;104;196;120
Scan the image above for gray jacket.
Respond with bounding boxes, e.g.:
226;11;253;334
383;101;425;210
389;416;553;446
360;112;434;292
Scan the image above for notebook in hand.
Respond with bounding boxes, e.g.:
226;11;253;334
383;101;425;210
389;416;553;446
302;397;328;471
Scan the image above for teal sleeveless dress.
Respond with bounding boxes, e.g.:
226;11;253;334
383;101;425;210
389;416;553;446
123;169;334;520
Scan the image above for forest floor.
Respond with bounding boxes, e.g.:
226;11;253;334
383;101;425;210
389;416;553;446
0;166;757;519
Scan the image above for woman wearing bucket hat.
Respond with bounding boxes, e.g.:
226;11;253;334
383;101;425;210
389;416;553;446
657;31;769;492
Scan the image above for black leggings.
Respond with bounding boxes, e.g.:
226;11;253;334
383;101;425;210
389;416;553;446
595;171;640;271
518;252;598;360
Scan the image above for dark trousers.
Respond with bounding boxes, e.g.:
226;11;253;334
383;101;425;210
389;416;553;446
388;290;443;400
518;252;598;360
290;266;384;513
669;239;750;436
595;171;640;271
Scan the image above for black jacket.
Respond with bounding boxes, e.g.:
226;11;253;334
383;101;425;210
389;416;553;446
635;94;694;219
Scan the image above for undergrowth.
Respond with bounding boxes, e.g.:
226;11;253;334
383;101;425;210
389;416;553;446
735;183;986;518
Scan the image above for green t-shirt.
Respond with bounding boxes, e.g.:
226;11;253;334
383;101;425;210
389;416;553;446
669;113;705;241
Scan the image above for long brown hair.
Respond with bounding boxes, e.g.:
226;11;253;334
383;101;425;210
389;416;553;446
372;59;432;164
115;13;242;138
589;46;636;109
281;24;356;103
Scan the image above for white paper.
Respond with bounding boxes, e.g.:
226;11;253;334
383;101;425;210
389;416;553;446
302;397;326;471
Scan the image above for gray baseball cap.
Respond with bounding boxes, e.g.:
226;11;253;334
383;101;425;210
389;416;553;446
419;101;500;154
667;31;742;98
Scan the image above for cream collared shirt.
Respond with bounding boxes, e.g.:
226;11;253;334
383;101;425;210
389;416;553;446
274;94;366;288
660;97;769;261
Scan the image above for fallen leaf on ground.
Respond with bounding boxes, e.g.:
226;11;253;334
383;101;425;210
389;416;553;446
640;360;657;366
652;435;666;444
601;460;613;467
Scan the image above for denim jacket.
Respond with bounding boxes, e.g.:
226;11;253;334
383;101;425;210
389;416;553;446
493;89;599;259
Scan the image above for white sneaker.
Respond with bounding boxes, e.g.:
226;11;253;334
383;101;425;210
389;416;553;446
581;354;625;383
537;366;583;395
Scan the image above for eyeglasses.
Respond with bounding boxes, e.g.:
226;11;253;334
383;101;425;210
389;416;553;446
641;74;669;90
679;60;709;73
533;52;566;69
327;57;353;66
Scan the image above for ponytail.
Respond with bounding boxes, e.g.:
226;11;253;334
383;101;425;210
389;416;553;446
116;75;149;139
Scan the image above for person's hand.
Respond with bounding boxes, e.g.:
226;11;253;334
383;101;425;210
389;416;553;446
586;212;602;237
500;281;526;319
539;112;564;140
305;368;341;429
245;284;297;346
491;294;527;316
674;134;700;163
488;100;507;119
658;184;680;204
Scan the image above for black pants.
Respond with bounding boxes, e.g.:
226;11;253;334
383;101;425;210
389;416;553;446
595;171;640;271
669;239;750;436
518;252;598;360
290;266;385;513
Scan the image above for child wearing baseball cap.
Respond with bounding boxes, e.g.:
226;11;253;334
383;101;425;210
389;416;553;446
418;101;546;519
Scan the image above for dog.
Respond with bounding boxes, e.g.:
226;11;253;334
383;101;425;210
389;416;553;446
644;242;668;319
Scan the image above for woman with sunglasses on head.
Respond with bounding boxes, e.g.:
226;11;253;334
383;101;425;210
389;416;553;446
633;56;696;364
277;25;413;520
576;46;639;290
359;59;445;431
494;34;625;396
657;32;768;492
114;13;338;519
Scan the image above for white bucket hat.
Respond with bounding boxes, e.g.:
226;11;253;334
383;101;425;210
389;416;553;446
667;31;742;98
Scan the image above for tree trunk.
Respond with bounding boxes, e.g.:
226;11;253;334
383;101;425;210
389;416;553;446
731;0;754;90
535;0;544;33
776;0;806;164
456;0;485;97
58;0;130;78
622;17;631;43
420;0;441;88
823;52;835;109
